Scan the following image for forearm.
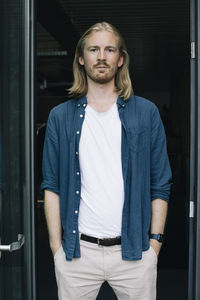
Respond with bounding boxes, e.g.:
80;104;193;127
44;190;62;254
151;198;168;233
150;198;168;255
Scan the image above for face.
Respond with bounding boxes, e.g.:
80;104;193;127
79;30;123;84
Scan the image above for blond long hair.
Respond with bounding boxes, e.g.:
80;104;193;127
68;22;133;100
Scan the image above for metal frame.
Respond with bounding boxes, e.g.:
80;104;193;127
195;0;200;298
24;0;36;299
189;0;200;299
188;0;196;298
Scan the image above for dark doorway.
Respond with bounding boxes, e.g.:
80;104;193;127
36;1;190;299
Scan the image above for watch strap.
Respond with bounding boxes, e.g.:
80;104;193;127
149;233;164;243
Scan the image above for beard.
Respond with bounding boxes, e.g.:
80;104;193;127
84;62;119;84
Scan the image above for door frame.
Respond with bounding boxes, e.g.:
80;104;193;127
24;0;36;299
195;0;200;297
189;0;200;299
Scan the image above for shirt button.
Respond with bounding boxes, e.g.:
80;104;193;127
76;190;79;194
72;230;76;234
83;104;86;107
76;151;78;155
77;104;81;107
80;114;83;118
76;171;80;175
75;210;78;214
122;104;125;107
76;131;80;134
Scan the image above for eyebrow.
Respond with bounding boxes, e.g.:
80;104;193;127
87;45;117;50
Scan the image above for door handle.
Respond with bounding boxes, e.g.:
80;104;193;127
0;234;25;252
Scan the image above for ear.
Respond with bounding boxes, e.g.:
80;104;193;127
118;55;124;68
79;56;84;66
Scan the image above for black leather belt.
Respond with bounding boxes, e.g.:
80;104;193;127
80;234;121;246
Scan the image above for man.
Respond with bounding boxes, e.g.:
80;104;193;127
41;22;172;300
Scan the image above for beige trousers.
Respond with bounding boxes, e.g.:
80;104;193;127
54;239;157;300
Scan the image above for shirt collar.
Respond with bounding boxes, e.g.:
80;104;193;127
76;95;129;108
117;96;128;108
76;95;87;108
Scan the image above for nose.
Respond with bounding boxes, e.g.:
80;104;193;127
97;49;106;61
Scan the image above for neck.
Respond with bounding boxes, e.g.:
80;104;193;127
86;77;118;106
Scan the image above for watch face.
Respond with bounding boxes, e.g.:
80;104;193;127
158;234;164;243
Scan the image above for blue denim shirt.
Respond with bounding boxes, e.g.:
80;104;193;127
41;95;172;261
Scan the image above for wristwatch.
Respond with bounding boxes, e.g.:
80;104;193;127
149;233;164;243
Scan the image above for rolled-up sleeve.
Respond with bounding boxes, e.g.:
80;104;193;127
41;109;60;195
150;106;172;202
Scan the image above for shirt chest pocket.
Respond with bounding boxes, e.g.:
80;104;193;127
127;127;148;153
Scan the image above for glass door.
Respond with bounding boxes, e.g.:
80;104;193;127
0;0;36;299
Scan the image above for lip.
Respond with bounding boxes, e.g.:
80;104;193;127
96;66;108;70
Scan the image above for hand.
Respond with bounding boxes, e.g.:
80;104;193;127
50;242;62;256
149;239;162;257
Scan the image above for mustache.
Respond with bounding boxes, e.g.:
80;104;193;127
94;61;110;67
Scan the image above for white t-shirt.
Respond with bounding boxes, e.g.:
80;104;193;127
78;102;124;238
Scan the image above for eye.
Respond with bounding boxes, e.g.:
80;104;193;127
89;48;98;52
106;48;116;53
